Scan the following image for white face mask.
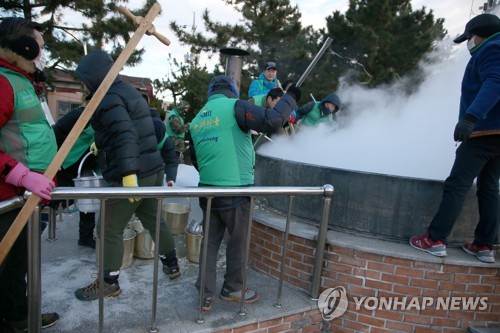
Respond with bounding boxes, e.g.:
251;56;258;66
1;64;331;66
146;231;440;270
34;49;47;71
467;36;477;51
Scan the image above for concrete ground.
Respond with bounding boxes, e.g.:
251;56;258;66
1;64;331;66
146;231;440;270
39;199;317;333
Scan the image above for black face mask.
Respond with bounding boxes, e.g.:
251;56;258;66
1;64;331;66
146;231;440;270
33;69;47;83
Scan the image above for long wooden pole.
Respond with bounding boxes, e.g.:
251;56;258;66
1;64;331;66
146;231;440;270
0;3;164;264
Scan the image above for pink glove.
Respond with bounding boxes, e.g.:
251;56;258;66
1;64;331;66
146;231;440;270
5;162;55;200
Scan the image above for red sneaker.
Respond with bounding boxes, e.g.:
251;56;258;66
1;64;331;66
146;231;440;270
410;233;447;257
462;242;495;263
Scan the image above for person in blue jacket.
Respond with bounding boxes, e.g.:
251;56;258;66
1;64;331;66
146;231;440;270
410;13;500;263
247;61;281;98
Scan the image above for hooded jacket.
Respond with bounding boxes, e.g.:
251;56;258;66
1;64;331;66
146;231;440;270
296;92;341;126
247;72;281;98
75;51;163;182
460;33;500;135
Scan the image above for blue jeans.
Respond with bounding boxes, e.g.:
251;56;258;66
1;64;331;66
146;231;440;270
428;135;500;247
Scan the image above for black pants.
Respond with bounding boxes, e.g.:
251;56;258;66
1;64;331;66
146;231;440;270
428;135;500;247
0;209;28;322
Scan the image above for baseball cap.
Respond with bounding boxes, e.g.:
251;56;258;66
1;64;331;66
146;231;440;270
264;61;277;70
453;13;500;44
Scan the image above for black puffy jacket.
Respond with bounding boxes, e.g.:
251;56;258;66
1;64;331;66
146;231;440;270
75;51;163;182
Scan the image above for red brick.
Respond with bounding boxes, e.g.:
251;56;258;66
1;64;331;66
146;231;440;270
467;284;495;293
410;278;439;289
291;243;313;255
375;309;404;321
233;323;259;333
301;323;322;332
425;271;453;280
475;312;500;321
365;279;393;291
257;317;283;329
432;317;460;327
380;273;409;285
393;285;422;296
442;329;469;333
404;313;432;325
470;267;498;275
413;261;443;271
439;282;467;292
332;247;355;257
370;328;393;333
357;314;385;327
385;320;414;332
414;326;441;333
355;251;383;261
337;273;364;285
367;261;395;273
443;265;470;273
288;234;306;245
352;267;381;280
325;263;352;274
481;275;500;285
342;318;370;332
348;285;377;298
454;273;481;283
268;323;291;333
338;255;366;267
262;256;280;270
384;256;412;267
395;266;424;278
282;312;304;323
448;311;475;320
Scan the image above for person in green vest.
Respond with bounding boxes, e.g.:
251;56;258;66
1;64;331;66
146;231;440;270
166;102;190;159
189;75;301;311
52;105;97;249
150;107;179;185
0;17;60;331
289;92;341;128
248;87;284;109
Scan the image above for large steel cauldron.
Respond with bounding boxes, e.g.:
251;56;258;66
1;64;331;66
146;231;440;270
254;153;483;244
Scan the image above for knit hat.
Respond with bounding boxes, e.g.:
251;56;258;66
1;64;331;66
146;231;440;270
454;13;500;43
207;75;238;98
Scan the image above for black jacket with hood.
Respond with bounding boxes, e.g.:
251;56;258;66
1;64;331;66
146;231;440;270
75;50;163;182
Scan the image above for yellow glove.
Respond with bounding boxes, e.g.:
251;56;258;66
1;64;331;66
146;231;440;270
90;142;98;156
122;174;140;203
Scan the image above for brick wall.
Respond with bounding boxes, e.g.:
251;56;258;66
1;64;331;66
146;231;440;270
249;221;500;333
215;308;327;333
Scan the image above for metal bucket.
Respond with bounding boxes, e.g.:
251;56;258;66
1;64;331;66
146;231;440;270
162;201;190;235
96;228;136;270
134;229;155;259
73;151;107;214
186;231;202;263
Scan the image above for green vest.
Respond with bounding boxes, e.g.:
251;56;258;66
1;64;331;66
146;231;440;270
301;102;332;127
62;126;95;169
0;68;57;172
190;94;255;186
252;94;266;107
166;109;185;139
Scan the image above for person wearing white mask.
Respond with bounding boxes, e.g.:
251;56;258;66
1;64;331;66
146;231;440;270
0;17;60;331
410;13;500;263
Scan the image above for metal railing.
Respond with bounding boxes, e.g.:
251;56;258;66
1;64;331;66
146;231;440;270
3;184;334;332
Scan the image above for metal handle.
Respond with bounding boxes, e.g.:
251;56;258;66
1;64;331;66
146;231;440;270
296;37;334;87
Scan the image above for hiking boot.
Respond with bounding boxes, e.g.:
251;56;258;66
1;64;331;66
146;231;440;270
462;242;495;263
75;278;121;301
3;312;60;331
162;257;181;280
410;233;447;257
219;287;259;304
78;238;96;249
202;296;215;312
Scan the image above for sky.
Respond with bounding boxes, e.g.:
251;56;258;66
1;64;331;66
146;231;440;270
118;0;475;83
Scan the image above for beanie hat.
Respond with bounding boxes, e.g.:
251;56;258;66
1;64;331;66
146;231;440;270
207;75;238;98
